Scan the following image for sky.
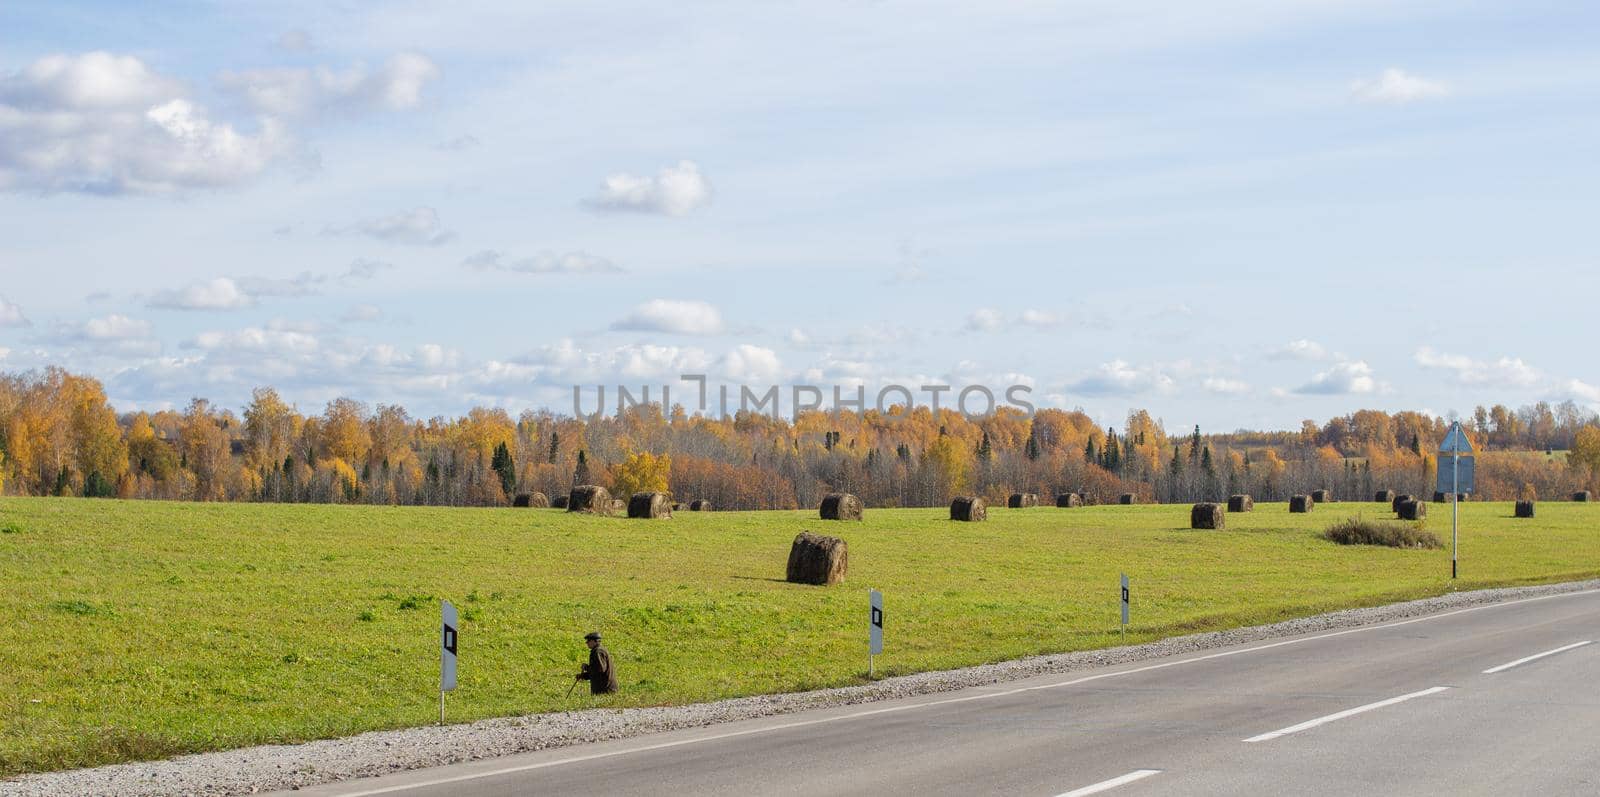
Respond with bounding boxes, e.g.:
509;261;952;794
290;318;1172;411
1;0;1598;431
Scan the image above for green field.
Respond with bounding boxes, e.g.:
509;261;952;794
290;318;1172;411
3;497;1598;777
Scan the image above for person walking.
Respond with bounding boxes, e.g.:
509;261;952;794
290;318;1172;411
575;631;618;694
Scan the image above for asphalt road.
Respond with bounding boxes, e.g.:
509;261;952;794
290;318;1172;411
288;588;1600;796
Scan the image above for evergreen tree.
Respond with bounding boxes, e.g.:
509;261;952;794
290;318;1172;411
573;449;590;486
976;432;993;463
1169;445;1183;477
1201;445;1214;477
1025;430;1040;461
1410;433;1422;456
491;441;516;497
1103;428;1121;472
547;431;560;464
1084;438;1096;465
1190;424;1202;463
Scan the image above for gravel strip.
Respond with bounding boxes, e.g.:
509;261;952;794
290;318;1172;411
7;579;1598;797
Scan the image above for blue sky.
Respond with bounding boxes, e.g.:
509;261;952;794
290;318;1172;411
1;0;1597;430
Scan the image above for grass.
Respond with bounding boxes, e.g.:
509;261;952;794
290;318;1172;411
1323;517;1442;549
3;497;1599;776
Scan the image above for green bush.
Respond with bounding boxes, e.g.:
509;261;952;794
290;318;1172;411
1323;517;1441;549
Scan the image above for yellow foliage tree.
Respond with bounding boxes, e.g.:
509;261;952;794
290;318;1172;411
612;451;672;497
922;433;972;497
1571;426;1600;475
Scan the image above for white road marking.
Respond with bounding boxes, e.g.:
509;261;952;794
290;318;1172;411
327;587;1600;796
1482;640;1592;674
1242;686;1450;743
1054;769;1162;796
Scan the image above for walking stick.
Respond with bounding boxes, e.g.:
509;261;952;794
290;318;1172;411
566;679;578;699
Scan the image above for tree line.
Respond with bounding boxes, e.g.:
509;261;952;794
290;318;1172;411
2;367;1599;509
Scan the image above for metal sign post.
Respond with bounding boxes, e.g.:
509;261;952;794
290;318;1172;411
440;599;458;723
1120;573;1130;641
868;589;884;678
1437;422;1476;580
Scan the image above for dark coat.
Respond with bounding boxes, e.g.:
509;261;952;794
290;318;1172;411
579;644;618;694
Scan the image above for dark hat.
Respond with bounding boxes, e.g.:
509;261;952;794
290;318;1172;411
584;632;601;641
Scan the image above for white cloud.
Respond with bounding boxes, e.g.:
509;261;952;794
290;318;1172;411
42;313;160;356
463;250;622;274
1559;380;1600;405
1414;347;1542;388
0;52;289;194
1066;360;1177;397
1268;339;1328;361
1019;309;1060;328
611;299;725;336
1202;377;1250;395
149;277;256;310
81;314;153;340
218;53;440;120
720;345;783;382
331;207;456;246
0;296;29;327
190;326;320;355
586;160;711;216
965;308;1004;332
1351;68;1449;105
1293;360;1377;395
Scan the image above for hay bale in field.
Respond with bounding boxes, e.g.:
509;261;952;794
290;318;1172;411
1119;493;1136;505
512;492;549;508
610;498;627;513
1008;493;1038;508
1191;502;1225;530
950;496;986;521
1056;493;1083;508
1228;494;1254;513
786;531;848;585
819;492;863;521
552;495;570;509
1398;499;1427;520
1391;494;1412;513
513;493;531;508
567;485;612;514
1289;495;1313;513
1574;491;1593;502
627;491;672;519
1515;500;1536;518
1311;489;1333;504
1433;491;1448;503
1374;490;1396;503
689;499;712;511
671;502;686;512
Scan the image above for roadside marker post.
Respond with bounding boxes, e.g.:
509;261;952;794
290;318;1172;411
868;589;884;678
1120;573;1130;642
1438;422;1475;580
440;599;458;724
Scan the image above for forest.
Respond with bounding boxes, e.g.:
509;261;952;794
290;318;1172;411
3;367;1599;510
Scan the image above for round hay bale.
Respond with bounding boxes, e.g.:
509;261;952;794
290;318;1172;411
671;502;686;512
1311;489;1333;504
518;492;549;508
950;496;986;521
1191;502;1225;530
1574;491;1593;502
512;493;532;508
689;499;712;511
609;498;627;514
1118;493;1136;505
1289;495;1313;513
1227;494;1253;513
1055;493;1083;508
1432;491;1448;503
1398;499;1427;520
819;493;863;521
785;531;848;585
1391;494;1413;513
627;491;672;519
1007;493;1038;508
1374;490;1396;503
1515;500;1536;518
567;485;613;514
551;495;570;509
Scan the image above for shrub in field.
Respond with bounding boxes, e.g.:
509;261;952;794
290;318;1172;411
1323;517;1441;549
